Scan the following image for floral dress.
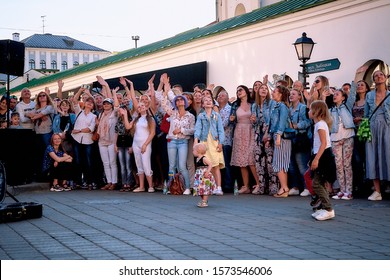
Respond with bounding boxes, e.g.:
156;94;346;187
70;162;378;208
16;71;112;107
194;156;216;196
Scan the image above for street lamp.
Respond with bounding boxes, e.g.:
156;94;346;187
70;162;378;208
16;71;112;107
132;35;140;48
293;32;316;89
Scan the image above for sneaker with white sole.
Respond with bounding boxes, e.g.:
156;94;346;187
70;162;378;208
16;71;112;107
300;189;311;196
213;187;223;196
183;189;191;195
332;192;344;200
311;209;325;218
368;191;382;201
148;187;155;193
341;193;353;200
288;188;299;196
315;209;335;221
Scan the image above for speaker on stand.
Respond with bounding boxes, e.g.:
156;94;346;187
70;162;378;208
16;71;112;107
0;39;25;127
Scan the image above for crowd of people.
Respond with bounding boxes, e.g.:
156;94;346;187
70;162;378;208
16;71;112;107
1;69;389;219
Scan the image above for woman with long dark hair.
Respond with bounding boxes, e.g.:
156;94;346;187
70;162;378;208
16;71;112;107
230;85;260;194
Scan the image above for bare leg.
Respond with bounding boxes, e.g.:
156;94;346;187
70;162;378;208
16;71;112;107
249;164;260;186
240;167;249;187
138;173;145;190
211;166;221;187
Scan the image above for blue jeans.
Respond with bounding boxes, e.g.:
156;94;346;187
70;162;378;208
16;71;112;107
73;142;93;184
288;149;310;190
167;139;190;189
117;146;134;185
222;145;233;191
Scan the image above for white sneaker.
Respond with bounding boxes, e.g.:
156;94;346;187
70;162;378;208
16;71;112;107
332;192;344;200
213;187;223;196
368;191;382;201
341;193;353;200
183;189;191;195
311;209;325;218
148;187;155;193
315;209;335;221
288;188;299;196
300;189;311;197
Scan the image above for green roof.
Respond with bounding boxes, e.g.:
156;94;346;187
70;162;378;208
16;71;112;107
1;0;335;95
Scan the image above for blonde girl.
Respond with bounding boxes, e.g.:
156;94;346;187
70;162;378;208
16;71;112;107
193;143;217;207
308;100;337;221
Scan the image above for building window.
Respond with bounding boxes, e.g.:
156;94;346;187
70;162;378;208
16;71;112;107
51;60;57;70
29;59;35;69
73;61;79;67
40;60;46;69
61;61;68;71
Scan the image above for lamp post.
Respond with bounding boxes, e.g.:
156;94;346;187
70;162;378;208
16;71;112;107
293;32;315;89
132;35;140;48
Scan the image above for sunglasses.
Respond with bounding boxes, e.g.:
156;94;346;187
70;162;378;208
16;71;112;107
38;95;46;97
314;80;320;84
237;88;244;92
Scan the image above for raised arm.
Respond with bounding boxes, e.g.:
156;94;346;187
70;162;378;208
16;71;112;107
97;76;112;99
148;74;157;113
57;80;64;100
112;86;120;108
124;78;138;111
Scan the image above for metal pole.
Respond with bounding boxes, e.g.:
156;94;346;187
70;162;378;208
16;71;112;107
302;58;308;90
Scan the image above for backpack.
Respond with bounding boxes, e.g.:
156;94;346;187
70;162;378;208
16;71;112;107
168;173;185;195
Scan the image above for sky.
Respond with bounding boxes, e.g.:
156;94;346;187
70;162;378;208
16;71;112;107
0;0;216;53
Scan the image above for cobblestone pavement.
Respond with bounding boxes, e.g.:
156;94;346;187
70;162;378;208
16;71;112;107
1;187;390;260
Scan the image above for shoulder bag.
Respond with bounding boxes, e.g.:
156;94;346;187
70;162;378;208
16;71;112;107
357;93;390;142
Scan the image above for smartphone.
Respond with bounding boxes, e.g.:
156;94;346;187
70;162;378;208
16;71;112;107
82;84;90;90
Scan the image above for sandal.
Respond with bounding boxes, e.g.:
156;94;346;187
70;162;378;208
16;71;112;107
120;185;131;192
133;187;145;193
274;189;289;198
197;200;208;208
108;184;116;190
101;183;112;190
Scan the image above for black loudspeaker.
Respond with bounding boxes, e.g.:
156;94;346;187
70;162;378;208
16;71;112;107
0;40;25;76
0;129;35;185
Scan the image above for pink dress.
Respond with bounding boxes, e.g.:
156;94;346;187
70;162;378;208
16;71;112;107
230;107;256;167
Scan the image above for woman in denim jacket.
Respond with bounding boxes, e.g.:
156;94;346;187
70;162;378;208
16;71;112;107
288;88;312;197
252;84;279;195
194;94;225;195
329;87;355;200
265;85;295;198
365;70;390;201
52;99;76;155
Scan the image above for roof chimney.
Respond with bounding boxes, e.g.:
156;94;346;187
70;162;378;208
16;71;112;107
12;32;20;41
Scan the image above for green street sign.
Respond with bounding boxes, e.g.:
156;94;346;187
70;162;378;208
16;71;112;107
306;58;341;74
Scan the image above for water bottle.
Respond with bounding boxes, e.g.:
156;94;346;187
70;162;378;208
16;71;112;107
163;180;168;195
234;180;239;196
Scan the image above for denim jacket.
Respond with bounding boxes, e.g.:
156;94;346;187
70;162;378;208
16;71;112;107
364;89;390;124
329;83;356;133
194;110;225;143
52;113;77;134
290;102;312;139
251;99;275;128
268;102;294;136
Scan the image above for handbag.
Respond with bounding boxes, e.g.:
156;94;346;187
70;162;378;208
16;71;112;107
291;106;311;151
357;93;390;142
160;113;170;134
91;130;99;141
92;112;102;142
282;131;295;140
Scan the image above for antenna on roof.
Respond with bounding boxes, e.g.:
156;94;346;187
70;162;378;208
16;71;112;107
41;15;46;34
